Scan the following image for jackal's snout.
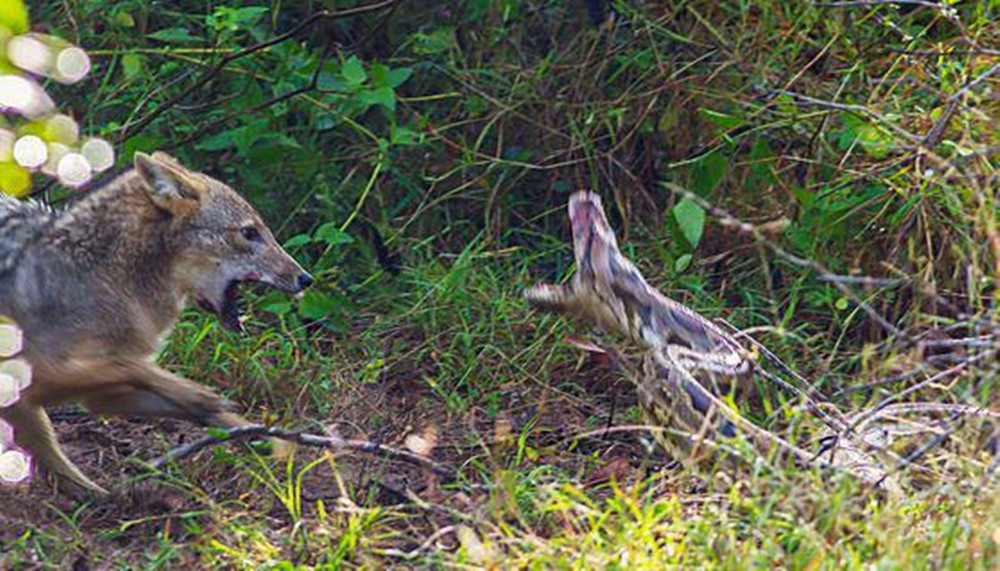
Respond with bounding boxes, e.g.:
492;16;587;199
260;244;313;294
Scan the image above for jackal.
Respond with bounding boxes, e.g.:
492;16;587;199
0;151;312;496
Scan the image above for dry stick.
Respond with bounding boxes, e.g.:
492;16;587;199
816;1;960;10
847;349;997;432
149;424;452;477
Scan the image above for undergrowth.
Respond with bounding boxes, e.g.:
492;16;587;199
1;0;997;568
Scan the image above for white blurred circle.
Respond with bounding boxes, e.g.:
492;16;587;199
80;138;115;171
55;47;91;84
6;35;52;76
42;142;70;177
0;324;22;358
0;75;55;118
57;152;91;187
13;135;47;168
0;358;31;391
0;449;30;483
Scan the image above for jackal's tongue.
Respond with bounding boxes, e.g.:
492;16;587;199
220;281;244;333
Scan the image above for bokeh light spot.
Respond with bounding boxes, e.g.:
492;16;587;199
56;151;91;187
55;46;91;83
81;138;114;171
13;134;47;168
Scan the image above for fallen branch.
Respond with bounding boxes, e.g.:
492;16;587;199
149;424;452;477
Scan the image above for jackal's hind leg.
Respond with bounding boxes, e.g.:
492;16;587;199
0;402;109;497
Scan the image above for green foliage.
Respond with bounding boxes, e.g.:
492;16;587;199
5;0;997;567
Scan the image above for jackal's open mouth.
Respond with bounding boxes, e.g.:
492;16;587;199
197;280;244;333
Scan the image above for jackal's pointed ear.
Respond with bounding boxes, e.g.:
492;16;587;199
134;152;204;217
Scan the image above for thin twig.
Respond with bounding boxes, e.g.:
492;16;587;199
118;0;401;143
148;424;452;477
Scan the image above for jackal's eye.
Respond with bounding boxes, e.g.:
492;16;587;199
240;226;262;242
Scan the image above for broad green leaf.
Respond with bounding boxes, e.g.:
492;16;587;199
674;253;693;273
370;63;390;87
123;134;166;159
121;53;143;80
282;234;312;248
413;27;456;55
0;0;29;34
205;427;230;439
672;197;706;249
227;6;268;27
385;67;413;88
147;27;203;43
114;10;135;27
691;149;728;195
342;56;367;87
298;290;340;320
195;129;238;151
698;108;744;130
314;222;354;246
391;126;418;145
358;87;395;114
259;291;293;315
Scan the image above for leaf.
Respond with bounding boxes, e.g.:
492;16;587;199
385;67;413;88
672;198;706;249
357;87;395;114
674;253;693;273
690;149;728;195
369;63;390;87
314;222;354;246
259;291;293;315
341;56;367;88
413;27;456;55
391;126;418;145
147;27;203;43
121;53;144;80
747;138;777;190
123;134;167;159
698;108;744;130
298;290;340;320
205;427;230;439
195;129;239;151
0;0;30;34
282;234;312;248
227;6;268;27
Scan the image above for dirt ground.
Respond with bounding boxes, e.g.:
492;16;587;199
0;356;651;566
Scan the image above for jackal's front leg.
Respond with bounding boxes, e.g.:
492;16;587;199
80;361;292;459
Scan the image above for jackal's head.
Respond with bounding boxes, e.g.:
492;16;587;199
133;151;313;332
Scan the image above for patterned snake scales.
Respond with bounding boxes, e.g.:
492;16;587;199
524;191;904;494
